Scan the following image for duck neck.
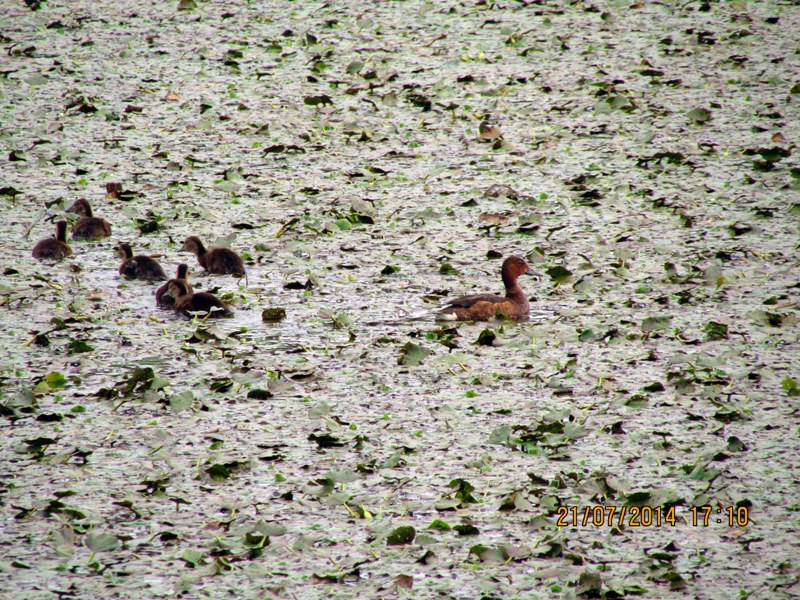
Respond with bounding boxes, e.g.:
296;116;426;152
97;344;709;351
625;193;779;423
82;202;93;217
56;222;67;242
503;273;526;303
195;240;207;257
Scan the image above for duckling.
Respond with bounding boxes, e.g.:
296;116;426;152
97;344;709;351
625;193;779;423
437;256;530;321
156;263;192;308
32;220;72;260
116;243;167;281
167;279;232;318
182;235;246;278
66;198;112;240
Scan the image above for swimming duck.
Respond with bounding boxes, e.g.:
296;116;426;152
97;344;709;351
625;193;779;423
167;279;232;318
66;198;112;240
32;220;72;260
156;263;192;308
437;256;530;321
182;235;246;278
116;243;167;281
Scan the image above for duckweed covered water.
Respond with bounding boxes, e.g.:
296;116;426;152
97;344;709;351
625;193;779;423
1;1;799;598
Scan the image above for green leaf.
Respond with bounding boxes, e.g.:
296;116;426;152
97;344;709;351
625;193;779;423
563;423;586;440
428;519;451;531
454;524;480;536
150;376;169;391
85;532;119;553
119;367;155;395
703;321;728;341
181;549;204;567
687;107;712;124
448;478;478;505
304;95;333;106
45;371;68;389
782;378;799;397
439;262;460;275
387;526;416;546
476;329;496;346
641;316;672;333
546;266;572;284
345;61;364;75
726;436;747;452
470;544;506;563
169;391;194;412
398;342;432;366
488;425;512;444
261;307;287;322
67;340;94;355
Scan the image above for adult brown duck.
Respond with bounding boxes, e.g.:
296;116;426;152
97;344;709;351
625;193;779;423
116;243;167;281
32;220;72;260
67;198;112;240
436;256;530;321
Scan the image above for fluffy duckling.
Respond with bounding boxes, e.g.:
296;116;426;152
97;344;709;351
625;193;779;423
116;243;167;281
32;220;72;260
66;198;112;240
182;235;246;278
156;263;192;308
437;256;530;321
168;279;232;318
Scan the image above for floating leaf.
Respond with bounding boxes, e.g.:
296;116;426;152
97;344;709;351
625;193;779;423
641;316;672;333
781;378;799;397
169;391;194;412
205;460;248;480
687;107;711;124
546;266;572;284
181;549;204;567
304;95;333;107
67;340;94;355
398;342;432;366
703;321;728;341
45;371;68;389
261;307;287;322
85;532;119;553
345;60;364;75
308;433;345;448
439;262;460;275
454;524;480;536
469;544;506;563
475;329;496;346
726;436;748;452
448;478;479;505
387;526;416;546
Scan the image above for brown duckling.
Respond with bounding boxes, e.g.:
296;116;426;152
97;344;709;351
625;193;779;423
66;198;112;240
437;256;530;321
116;243;167;281
182;235;246;278
156;263;192;308
32;220;72;260
167;279;232;318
